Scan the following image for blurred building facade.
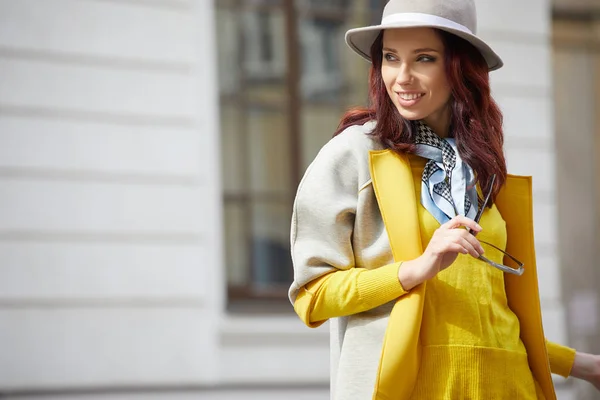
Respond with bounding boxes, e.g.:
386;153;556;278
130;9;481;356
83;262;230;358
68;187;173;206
553;1;600;399
0;0;597;399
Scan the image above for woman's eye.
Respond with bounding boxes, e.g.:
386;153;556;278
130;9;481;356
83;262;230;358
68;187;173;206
383;53;397;61
417;55;436;62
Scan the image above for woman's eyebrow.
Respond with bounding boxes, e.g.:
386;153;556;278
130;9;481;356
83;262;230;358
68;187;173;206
382;47;440;53
413;47;440;53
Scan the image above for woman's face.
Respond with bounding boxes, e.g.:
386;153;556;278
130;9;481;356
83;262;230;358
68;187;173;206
381;28;452;136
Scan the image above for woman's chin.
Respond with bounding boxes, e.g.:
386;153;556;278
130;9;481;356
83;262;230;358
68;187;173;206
397;109;425;121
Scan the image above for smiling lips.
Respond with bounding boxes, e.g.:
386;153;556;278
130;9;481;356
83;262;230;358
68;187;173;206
396;92;425;107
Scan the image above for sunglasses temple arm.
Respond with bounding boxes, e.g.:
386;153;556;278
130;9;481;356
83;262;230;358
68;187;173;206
469;175;497;234
478;239;525;275
479;254;525;276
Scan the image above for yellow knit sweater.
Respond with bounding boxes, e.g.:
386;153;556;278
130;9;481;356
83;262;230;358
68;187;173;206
295;154;575;399
407;155;538;399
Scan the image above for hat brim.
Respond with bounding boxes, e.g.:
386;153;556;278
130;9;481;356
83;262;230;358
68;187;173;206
345;22;503;71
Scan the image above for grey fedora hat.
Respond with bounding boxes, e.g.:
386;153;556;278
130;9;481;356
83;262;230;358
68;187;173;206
345;0;503;71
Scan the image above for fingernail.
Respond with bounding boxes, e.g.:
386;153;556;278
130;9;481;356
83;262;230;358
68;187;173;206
476;224;482;230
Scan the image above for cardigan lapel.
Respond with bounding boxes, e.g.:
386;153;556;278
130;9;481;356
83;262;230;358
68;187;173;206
369;149;425;400
496;175;555;400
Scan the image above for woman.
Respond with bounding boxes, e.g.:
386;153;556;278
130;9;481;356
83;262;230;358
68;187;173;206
288;0;600;399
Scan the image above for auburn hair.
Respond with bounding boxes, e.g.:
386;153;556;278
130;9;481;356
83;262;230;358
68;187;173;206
335;30;506;202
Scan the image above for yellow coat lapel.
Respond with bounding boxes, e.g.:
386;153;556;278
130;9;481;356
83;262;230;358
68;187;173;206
369;149;425;400
369;149;555;400
496;176;555;400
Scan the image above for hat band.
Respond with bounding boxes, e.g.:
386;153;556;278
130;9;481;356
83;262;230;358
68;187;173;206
381;12;473;35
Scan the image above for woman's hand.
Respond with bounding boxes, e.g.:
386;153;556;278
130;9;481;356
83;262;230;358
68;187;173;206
571;352;600;391
398;215;484;290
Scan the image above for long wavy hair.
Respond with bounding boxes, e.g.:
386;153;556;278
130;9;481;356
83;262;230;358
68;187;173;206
335;30;506;202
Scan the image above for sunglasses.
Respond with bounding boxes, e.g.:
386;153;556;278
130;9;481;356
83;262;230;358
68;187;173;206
468;174;525;276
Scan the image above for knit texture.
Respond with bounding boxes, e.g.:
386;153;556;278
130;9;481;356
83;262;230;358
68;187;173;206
294;262;406;328
408;154;538;399
546;340;576;378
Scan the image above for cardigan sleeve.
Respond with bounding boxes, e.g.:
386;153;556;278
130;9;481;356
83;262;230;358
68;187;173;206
546;339;576;377
288;127;408;328
294;262;408;328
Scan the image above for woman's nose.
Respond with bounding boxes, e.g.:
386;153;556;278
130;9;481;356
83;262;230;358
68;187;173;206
395;64;414;85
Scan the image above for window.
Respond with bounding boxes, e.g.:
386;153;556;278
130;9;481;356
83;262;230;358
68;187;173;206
217;0;385;309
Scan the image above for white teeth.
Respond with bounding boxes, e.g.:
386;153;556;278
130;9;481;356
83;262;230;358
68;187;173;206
399;93;423;100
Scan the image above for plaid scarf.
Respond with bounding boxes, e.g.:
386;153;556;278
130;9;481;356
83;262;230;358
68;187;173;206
413;121;478;225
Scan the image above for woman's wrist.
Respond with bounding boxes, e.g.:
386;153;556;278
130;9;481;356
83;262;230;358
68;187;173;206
397;257;426;291
571;351;600;390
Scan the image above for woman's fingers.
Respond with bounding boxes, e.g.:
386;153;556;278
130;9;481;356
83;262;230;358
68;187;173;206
441;215;482;233
427;216;486;265
438;228;484;258
446;243;468;255
456;235;481;258
456;229;485;255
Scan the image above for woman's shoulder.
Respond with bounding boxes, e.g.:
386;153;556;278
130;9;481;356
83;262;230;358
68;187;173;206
332;120;383;152
300;121;382;190
311;120;384;166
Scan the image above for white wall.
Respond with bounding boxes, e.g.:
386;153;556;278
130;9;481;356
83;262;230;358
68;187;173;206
0;0;223;392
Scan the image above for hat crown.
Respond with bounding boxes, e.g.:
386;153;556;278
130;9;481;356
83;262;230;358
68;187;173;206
382;0;477;34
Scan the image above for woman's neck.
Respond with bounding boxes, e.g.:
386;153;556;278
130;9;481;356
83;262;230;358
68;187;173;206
423;106;451;138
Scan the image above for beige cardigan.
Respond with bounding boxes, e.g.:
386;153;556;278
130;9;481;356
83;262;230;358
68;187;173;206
289;121;392;399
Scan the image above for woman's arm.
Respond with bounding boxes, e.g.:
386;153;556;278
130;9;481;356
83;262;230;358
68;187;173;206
294;262;408;328
289;130;408;326
293;216;483;327
289;128;483;327
546;340;600;391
